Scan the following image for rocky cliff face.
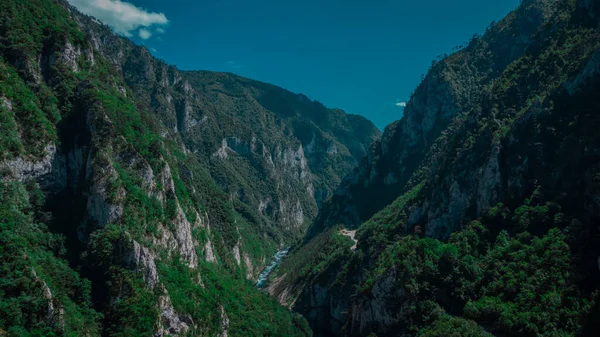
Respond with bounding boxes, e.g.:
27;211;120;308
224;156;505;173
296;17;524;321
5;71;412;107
0;0;375;335
73;10;380;240
308;0;562;237
70;9;381;278
276;0;600;336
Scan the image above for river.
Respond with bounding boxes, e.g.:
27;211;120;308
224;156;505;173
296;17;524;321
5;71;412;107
255;248;289;288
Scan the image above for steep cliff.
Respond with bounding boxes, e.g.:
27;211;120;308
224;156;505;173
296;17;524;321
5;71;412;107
308;0;563;236
275;0;600;336
0;0;379;335
73;10;380;238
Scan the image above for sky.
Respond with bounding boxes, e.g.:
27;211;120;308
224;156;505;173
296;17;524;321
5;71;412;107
67;0;520;130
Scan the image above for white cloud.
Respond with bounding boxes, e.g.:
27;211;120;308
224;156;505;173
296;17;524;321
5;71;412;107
67;0;169;37
139;28;152;40
395;102;407;107
227;60;243;69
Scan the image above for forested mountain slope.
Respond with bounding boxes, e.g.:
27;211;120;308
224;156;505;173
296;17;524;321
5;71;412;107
71;6;381;266
272;0;600;336
307;0;564;236
0;0;379;335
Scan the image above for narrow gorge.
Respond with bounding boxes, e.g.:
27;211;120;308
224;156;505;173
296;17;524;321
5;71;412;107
2;0;600;336
256;248;289;289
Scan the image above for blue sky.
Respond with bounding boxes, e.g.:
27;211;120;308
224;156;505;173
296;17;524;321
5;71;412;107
68;0;520;129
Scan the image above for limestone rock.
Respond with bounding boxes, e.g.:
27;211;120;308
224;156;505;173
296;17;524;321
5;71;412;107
1;143;57;181
156;286;194;337
124;241;159;289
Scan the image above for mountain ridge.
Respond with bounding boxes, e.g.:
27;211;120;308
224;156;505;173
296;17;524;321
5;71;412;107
72;6;381;229
0;0;379;335
306;0;566;238
271;0;600;336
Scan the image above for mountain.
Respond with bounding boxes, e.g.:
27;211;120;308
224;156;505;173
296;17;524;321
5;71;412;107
72;8;381;266
271;0;600;335
0;0;379;335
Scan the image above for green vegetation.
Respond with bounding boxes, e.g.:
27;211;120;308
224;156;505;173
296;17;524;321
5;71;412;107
278;227;354;285
418;312;492;337
5;0;600;336
305;196;597;336
356;182;424;254
0;59;56;159
0;0;315;335
0;181;101;336
0;0;84;59
159;259;311;337
83;225;159;337
280;2;600;336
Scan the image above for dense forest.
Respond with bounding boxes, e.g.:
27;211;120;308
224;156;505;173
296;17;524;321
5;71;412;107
271;0;600;336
